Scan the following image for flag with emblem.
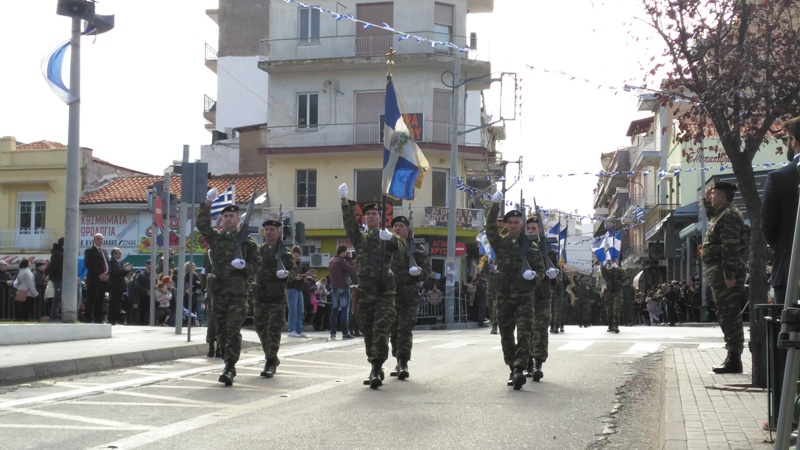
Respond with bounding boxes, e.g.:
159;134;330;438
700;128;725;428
210;183;235;217
382;76;430;200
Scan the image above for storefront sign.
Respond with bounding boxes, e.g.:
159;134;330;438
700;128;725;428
428;239;467;256
80;213;139;248
424;207;482;229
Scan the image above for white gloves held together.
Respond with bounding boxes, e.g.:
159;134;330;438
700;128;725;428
231;258;246;270
338;183;348;199
523;270;536;281
276;269;289;279
546;268;558;279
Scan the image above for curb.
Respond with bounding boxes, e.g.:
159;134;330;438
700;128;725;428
659;347;689;449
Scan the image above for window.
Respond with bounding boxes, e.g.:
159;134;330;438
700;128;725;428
299;7;320;44
355;91;383;143
432;169;448;207
433;3;454;53
296;170;317;208
298;93;318;129
17;192;46;234
355;3;393;56
355;169;401;206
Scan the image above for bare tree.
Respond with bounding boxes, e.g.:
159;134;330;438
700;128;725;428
640;0;800;385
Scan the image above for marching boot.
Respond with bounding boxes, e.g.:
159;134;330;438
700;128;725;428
613;322;620;334
532;359;544;382
506;365;514;387
490;323;498;335
369;361;384;389
397;358;410;380
607;324;613;332
712;352;743;374
390;358;400;377
218;362;236;386
206;342;215;358
260;358;277;378
511;366;526;391
524;358;534;378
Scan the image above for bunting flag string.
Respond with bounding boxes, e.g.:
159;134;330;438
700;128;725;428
525;64;636;95
280;0;471;53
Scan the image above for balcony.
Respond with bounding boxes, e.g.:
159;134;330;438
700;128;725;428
644;203;678;241
205;43;217;73
205;8;218;25
0;229;56;252
204;95;216;131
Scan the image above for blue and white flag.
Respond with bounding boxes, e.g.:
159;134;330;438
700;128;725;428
476;230;495;260
591;230;622;262
547;223;560;237
632;205;644;221
41;24;114;103
383;76;429;200
210;184;235;217
558;228;567;264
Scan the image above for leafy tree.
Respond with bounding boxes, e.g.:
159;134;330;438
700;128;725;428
640;0;800;385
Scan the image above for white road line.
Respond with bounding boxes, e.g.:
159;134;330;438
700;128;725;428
623;343;662;355
5;406;155;430
431;340;476;349
61;401;212;408
0;424;152;431
557;341;594;351
105;390;218;406
697;343;725;350
491;345;502;350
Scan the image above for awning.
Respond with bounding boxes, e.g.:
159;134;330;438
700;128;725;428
671;201;699;218
633;270;644;288
679;223;701;240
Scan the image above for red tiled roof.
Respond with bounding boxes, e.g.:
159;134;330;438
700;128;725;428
81;172;266;204
91;156;153;176
16;140;66;150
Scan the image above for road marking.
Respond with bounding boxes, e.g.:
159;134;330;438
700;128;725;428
5;406;155;430
697;343;725;350
431;340;476;349
557;341;594;351
623;343;661;355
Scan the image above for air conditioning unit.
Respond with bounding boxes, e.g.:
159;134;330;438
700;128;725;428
310;253;331;268
648;242;665;260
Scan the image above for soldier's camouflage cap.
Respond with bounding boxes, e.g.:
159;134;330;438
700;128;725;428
221;205;239;214
262;219;282;228
391;215;409;226
503;210;524;221
362;203;382;214
712;181;737;192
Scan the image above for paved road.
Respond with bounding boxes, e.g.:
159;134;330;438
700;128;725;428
0;325;724;449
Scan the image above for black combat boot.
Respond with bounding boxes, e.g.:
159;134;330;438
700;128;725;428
524;358;534;378
532;359;544;382
490;323;498;335
506;365;514;386
613;322;620;334
369;361;384;389
607;324;613;332
390;357;400;377
260;358;277;378
511;366;526;391
397;358;409;380
712;352;743;374
218;362;236;386
206;342;215;358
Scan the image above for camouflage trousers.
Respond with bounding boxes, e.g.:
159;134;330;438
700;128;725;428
487;277;499;325
205;292;217;345
530;291;551;362
604;291;622;326
551;295;564;328
357;287;396;364
497;292;534;369
391;284;419;360
575;298;592;325
707;266;746;355
254;298;286;361
213;287;247;365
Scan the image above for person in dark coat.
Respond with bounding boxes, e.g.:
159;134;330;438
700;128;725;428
84;233;110;323
762;116;800;305
107;248;132;325
46;238;64;320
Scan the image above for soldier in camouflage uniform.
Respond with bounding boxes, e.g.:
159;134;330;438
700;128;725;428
601;259;624;333
486;260;499;334
524;217;558;381
198;194;262;386
253;219;298;378
701;181;746;374
550;265;565;334
485;192;548;390
575;275;593;327
339;183;406;389
389;215;432;380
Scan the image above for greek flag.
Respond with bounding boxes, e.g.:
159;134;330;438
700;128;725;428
210;184;235;216
476;230;495;260
558;228;567;264
548;223;560;252
632;206;644;221
591;230;622;262
382;76;429;200
41;24;113;103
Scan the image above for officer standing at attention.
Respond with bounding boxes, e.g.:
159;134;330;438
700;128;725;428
253;219;298;378
389;215;432;380
601;258;624;333
485;191;545;390
339;183;406;389
198;189;262;386
523;216;558;381
701;181;747;374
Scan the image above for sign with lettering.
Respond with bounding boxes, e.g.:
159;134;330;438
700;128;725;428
80;214;140;248
427;239;467;256
424;207;482;230
379;113;424;142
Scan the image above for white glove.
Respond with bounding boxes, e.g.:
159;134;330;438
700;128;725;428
338;183;348;198
492;191;503;203
612;263;619;269
409;266;421;276
523;270;535;281
231;258;246;270
379;228;393;241
546;268;558;279
206;188;218;202
276;269;289;279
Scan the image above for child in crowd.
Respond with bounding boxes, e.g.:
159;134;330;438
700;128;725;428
155;275;173;326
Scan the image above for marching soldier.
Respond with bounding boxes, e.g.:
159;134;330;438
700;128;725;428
601;259;624;333
701;181;747;374
486;259;500;334
339;183;406;389
253;219;298;378
485;192;546;390
575;275;593;327
198;190;262;386
389;215;432;380
524;216;558;382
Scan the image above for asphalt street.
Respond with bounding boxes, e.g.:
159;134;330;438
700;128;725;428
0;325;726;449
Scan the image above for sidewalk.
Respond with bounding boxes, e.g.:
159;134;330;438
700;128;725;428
661;346;775;450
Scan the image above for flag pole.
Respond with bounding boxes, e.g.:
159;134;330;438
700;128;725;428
380;49;396;287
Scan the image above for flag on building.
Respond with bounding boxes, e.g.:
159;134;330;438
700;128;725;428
382;76;430;200
210;184;235;217
632;205;645;221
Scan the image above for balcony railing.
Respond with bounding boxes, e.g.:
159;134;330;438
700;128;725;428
204;94;216;113
259;31;475;62
204;43;218;73
0;229;56;251
266;121;474;148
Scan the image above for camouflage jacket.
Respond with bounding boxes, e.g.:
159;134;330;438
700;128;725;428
392;240;432;287
600;265;625;293
701;201;745;279
255;241;298;296
197;203;261;282
341;200;406;291
485;202;545;293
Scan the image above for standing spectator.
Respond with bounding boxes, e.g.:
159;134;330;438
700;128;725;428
702;182;747;374
135;260;152;325
155;275;173;325
33;261;47;319
762;116;800;305
328;246;356;339
14;259;39;321
183;261;202;318
313;275;330;331
0;261;12;316
107;248;132;325
46;238;64;321
286;247;307;338
688;277;702;322
84;233;110;324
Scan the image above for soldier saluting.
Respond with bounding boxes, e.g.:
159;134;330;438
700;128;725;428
701;181;747;374
485;191;545;390
253;219;298;379
198;189;262;386
339;183;406;389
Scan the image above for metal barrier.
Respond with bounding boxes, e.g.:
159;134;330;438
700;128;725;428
417;289;470;325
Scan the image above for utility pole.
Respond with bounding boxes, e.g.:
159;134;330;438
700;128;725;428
445;56;461;325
